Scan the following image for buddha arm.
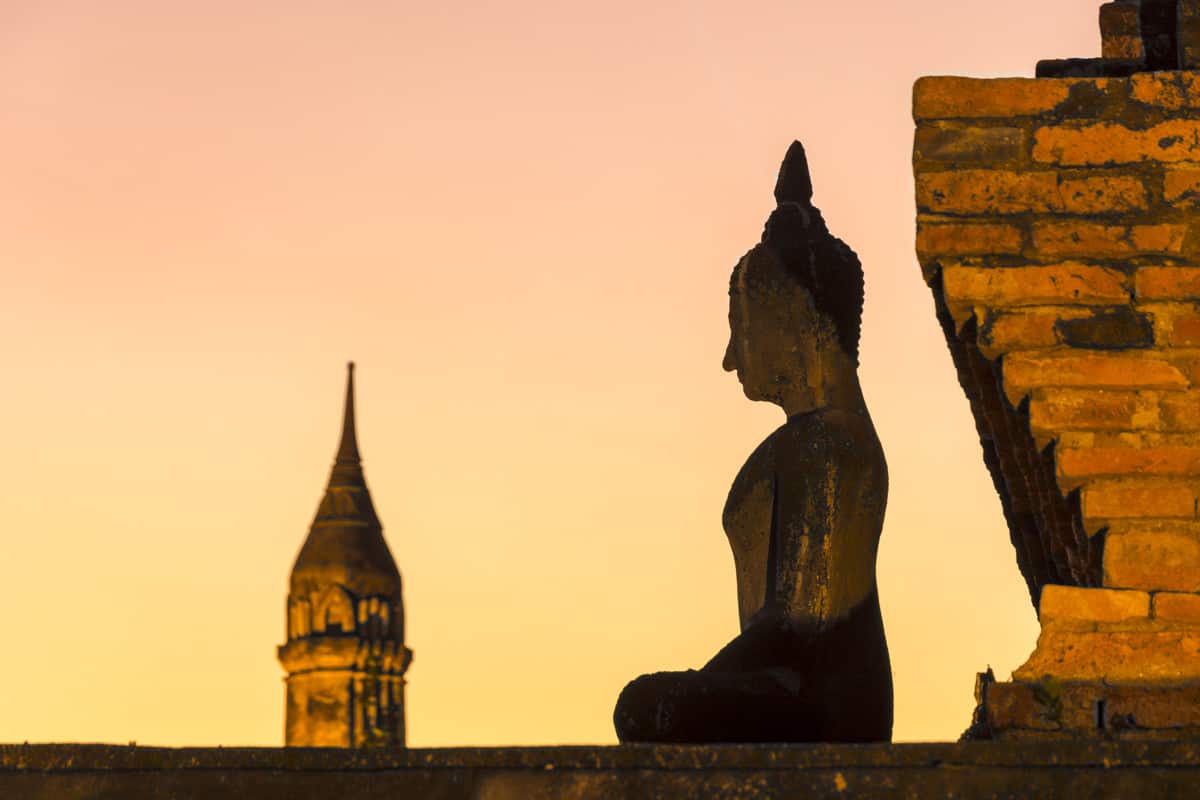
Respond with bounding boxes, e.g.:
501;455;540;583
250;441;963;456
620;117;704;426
770;434;880;630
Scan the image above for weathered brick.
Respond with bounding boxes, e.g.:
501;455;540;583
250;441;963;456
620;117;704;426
1101;683;1200;728
1030;388;1139;431
1040;584;1150;623
1033;121;1200;166
914;126;1025;164
1059;176;1148;213
1084;480;1196;520
995;682;1200;733
1173;354;1200;385
914;77;1072;120
981;310;1071;354
916;172;1147;215
916;221;1023;258
1162;392;1200;430
1100;0;1140;34
1058;446;1200;479
1055;307;1155;350
985;683;1060;730
1106;527;1200;590
1104;34;1144;61
1153;591;1200;621
941;264;1128;307
1004;354;1189;399
1137;267;1200;300
1013;628;1200;681
916;170;1061;214
1130;72;1200;108
1101;1;1143;59
1183;1;1200;70
1057;432;1099;448
986;681;1200;734
1170;314;1200;346
1032;222;1187;258
1164;168;1200;205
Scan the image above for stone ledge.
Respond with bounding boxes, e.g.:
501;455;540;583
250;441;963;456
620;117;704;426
7;742;1200;798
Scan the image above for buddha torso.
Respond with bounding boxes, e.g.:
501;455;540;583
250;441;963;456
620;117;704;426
722;405;887;634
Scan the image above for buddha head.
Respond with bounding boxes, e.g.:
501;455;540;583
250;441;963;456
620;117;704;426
722;142;864;415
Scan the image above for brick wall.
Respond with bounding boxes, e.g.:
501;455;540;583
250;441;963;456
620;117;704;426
915;71;1200;737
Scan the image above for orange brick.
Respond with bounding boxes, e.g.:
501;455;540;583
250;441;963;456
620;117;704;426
914;125;1025;164
1137;267;1200;300
942;264;1128;307
1032;222;1187;258
1131;72;1200;110
1162;392;1200;430
914;77;1072;120
1030;388;1139;431
1106;528;1200;590
916;172;1146;215
1174;354;1200;385
1040;584;1150;623
916;221;1023;258
1084;480;1196;520
1171;315;1200;346
1033;120;1200;166
1153;591;1200;621
1059;176;1148;213
1164;168;1200;205
1005;353;1188;394
916;170;1061;214
1013;628;1200;681
982;310;1066;353
1058;446;1200;479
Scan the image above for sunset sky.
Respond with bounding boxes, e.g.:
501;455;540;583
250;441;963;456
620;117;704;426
2;1;1103;746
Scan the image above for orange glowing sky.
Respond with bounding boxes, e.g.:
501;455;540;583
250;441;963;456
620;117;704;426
2;1;1103;746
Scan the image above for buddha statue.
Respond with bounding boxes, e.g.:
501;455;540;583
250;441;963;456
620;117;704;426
613;141;892;743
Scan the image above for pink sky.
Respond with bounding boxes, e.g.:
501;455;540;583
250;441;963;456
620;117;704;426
1;0;1102;745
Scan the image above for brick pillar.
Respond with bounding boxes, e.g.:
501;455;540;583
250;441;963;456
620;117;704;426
915;72;1200;738
1181;0;1200;68
1101;1;1144;61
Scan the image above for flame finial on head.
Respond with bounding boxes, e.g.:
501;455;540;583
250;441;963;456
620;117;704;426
774;140;813;205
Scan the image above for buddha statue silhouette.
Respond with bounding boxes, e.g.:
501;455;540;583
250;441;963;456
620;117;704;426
614;141;892;743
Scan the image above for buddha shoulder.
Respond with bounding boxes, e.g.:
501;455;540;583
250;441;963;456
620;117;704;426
742;411;886;502
772;408;882;467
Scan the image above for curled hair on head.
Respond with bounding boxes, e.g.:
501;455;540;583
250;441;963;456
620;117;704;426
758;143;865;364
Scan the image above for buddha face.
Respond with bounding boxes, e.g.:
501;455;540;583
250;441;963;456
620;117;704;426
723;245;839;412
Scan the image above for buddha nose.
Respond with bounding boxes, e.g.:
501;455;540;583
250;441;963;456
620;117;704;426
723;338;736;372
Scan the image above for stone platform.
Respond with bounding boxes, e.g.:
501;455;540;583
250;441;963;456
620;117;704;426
6;741;1200;798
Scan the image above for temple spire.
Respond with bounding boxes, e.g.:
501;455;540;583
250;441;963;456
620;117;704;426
337;361;360;463
280;360;410;748
330;361;364;486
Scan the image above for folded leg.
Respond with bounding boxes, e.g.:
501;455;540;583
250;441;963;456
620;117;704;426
613;667;826;743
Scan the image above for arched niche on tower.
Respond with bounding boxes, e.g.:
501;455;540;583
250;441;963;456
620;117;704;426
288;597;313;639
313;585;356;634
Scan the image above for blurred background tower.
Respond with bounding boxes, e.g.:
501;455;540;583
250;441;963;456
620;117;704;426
278;363;412;747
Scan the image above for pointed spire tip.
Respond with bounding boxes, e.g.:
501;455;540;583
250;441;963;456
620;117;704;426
332;360;362;475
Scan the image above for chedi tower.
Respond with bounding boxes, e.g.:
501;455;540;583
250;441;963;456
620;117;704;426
278;363;412;747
